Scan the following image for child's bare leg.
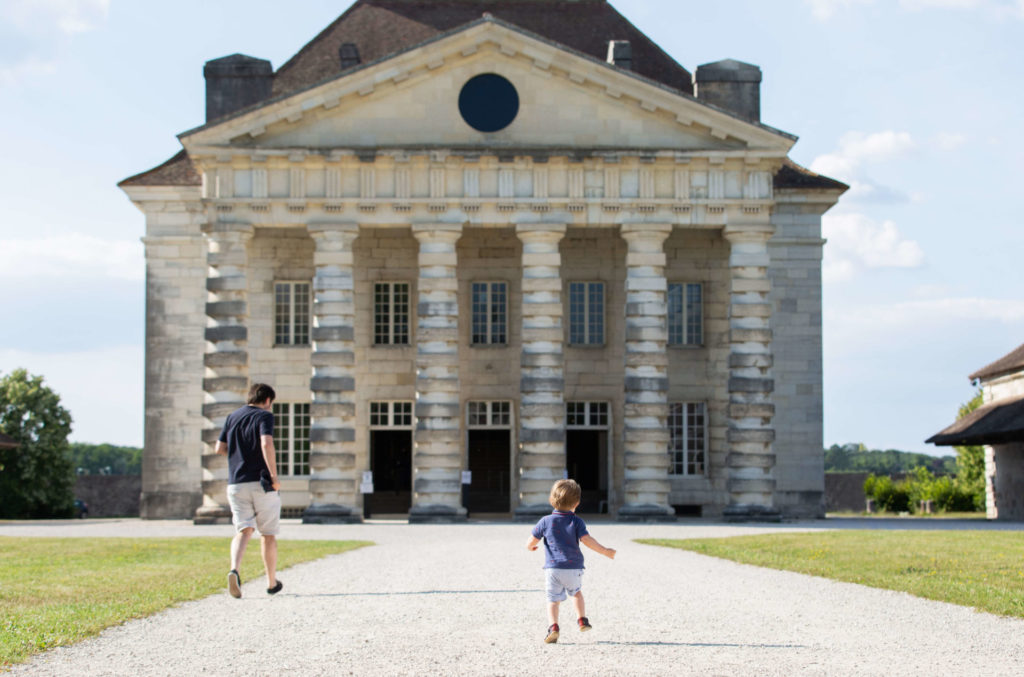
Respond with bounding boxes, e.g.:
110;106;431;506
572;591;586;619
547;601;560;626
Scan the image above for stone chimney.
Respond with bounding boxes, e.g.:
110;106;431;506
203;54;273;122
339;43;361;70
606;40;632;70
693;59;762;122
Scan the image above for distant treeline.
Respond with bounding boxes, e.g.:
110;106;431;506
69;443;142;476
825;443;957;476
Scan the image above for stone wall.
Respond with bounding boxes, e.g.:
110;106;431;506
74;475;142;517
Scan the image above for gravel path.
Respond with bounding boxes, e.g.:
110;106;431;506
5;519;1024;676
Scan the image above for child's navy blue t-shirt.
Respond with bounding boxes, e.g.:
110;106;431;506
532;511;589;569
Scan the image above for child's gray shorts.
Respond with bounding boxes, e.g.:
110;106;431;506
545;568;584;602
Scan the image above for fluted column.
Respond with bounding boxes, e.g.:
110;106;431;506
196;222;253;524
514;224;567;519
302;223;361;523
619;223;675;521
722;224;779;521
410;224;466;523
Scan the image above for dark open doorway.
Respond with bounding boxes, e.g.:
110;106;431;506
566;429;608;514
467;429;511;513
365;430;411;517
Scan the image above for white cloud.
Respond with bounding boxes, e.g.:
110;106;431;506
811;130;915;205
808;0;1024;19
828;297;1024;332
0;345;143;446
3;0;110;36
0;0;109;87
823;212;925;282
0;234;143;281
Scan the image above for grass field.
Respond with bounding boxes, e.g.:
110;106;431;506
638;531;1024;618
0;537;370;668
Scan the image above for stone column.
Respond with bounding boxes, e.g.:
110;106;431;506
303;223;362;523
722;224;779;521
618;223;676;521
410;224;466;523
514;224;567;520
196;222;253;524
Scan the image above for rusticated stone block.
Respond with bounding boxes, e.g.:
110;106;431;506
730;328;773;343
520;428;565;443
202;401;240;419
729;353;773;369
726;452;776;469
205;300;246;317
310;376;355;392
727;477;776;493
204;351;248;368
726;428;775;443
625;376;669;392
202;376;248;393
312;326;355;341
309;427;356;443
309;452;356;469
728;403;775;418
205;326;247;342
729;377;774;393
520;377;564;393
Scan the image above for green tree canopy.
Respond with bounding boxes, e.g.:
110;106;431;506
0;369;75;518
953;389;986;510
69;443;142;475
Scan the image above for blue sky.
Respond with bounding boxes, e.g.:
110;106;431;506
1;0;1021;450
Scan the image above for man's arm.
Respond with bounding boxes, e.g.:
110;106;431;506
260;434;280;491
215;440;228;456
526;535;541;551
580;534;616;559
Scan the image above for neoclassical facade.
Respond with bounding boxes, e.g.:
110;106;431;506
120;0;845;522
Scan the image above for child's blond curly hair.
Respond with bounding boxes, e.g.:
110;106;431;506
549;479;582;511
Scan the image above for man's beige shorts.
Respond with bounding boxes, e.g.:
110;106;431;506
226;482;281;536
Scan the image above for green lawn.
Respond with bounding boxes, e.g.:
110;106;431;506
0;537;371;668
638;531;1024;618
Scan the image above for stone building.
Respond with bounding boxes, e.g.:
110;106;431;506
119;0;845;523
928;343;1024;520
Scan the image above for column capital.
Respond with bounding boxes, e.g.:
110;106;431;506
620;223;672;245
515;223;567;243
412;222;463;244
307;222;359;243
201;222;253;239
723;223;775;244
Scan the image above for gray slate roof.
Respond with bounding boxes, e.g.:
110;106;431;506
969;343;1024;382
926;393;1024;446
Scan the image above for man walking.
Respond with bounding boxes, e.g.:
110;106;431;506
216;383;284;598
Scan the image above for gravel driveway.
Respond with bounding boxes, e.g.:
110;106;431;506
5;518;1024;676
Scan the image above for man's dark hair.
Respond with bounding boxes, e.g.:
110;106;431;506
247;383;276;405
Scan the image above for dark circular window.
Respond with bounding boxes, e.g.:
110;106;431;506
458;73;519;133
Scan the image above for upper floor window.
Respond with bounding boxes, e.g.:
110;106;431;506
369;401;414;428
274;281;310;346
566;401;609;428
471;282;507;345
467;401;511;428
569;281;604;345
374;282;410;345
668;283;703;347
669;402;707;476
272;402;310;476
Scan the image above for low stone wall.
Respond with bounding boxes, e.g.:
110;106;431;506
74;475;141;517
824;473;869;513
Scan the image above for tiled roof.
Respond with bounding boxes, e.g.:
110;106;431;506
969;343;1024;382
774;159;849;191
118;150;201;188
926;393;1024;446
272;0;693;98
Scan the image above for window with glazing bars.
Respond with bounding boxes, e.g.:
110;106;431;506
374;282;410;345
274;281;310;346
668;402;707;476
569;282;604;345
369;401;413;428
467;401;511;428
668;283;703;346
272;402;310;476
471;282;507;344
566;401;609;427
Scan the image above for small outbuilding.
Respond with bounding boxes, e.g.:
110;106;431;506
927;343;1024;520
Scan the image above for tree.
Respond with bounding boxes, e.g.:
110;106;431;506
0;369;75;518
69;443;142;475
954;389;986;510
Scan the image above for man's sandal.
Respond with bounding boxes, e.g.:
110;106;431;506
267;580;283;595
228;569;242;599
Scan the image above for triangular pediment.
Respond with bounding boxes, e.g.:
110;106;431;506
180;19;795;155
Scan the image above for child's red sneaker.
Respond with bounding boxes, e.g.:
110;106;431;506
578;617;592;632
545;624;560;643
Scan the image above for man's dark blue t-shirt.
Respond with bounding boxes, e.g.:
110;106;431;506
532;511;589;569
219;405;274;484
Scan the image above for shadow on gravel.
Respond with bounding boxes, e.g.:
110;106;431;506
594;641;807;649
288;589;535;597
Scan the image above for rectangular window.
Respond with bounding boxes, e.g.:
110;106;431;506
471;282;507;345
467;401;512;428
569;282;604;345
374;282;410;345
369;401;414;428
272;402;310;476
274;281;311;346
668;283;703;347
566;402;609;428
669;402;707;476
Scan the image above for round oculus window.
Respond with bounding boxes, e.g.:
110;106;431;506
458;73;519;133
